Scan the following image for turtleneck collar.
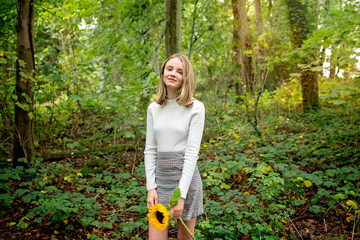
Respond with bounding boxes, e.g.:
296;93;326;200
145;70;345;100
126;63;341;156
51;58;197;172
164;98;180;108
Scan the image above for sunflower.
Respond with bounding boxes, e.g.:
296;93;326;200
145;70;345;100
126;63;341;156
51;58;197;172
147;203;170;231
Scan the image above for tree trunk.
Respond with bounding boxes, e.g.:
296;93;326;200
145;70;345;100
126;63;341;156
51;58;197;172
329;46;337;80
13;0;35;166
254;0;266;91
232;0;242;96
188;0;198;59
301;69;319;111
254;0;264;37
165;0;181;58
268;0;273;28
285;0;319;111
232;0;252;97
285;0;312;48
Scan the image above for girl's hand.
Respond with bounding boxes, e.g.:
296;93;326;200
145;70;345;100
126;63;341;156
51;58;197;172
170;197;185;218
147;189;158;209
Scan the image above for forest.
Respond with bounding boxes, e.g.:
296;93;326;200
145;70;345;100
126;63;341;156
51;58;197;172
0;0;360;239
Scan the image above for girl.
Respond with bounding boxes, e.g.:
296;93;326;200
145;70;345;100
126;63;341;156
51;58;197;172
145;53;205;240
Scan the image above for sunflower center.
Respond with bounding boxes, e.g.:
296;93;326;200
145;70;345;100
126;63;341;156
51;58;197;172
156;211;164;224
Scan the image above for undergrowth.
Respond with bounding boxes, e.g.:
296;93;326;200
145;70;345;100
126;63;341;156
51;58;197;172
0;78;359;239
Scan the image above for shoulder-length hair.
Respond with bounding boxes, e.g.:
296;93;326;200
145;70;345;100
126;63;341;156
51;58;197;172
155;53;194;107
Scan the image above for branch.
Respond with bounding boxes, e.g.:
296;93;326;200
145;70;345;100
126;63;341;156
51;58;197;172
188;0;199;59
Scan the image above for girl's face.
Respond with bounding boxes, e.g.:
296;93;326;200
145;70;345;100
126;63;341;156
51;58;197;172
163;57;184;92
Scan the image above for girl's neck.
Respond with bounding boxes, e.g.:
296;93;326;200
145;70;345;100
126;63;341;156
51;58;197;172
167;88;179;100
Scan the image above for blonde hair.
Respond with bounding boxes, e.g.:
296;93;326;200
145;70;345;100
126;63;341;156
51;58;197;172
155;53;194;107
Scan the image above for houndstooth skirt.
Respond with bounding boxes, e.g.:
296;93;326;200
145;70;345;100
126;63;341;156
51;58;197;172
155;152;203;221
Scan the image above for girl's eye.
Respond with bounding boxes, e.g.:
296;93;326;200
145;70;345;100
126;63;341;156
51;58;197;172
179;72;183;75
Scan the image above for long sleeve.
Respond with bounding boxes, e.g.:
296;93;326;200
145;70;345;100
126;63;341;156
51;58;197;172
144;104;157;191
178;102;205;198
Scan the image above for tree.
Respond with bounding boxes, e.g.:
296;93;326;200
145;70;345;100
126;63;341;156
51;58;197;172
254;0;264;37
253;0;267;91
0;1;17;153
285;0;319;111
187;0;199;58
232;0;253;96
13;0;35;166
165;0;182;58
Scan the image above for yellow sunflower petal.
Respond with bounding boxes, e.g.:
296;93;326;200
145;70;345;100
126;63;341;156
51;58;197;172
148;203;170;231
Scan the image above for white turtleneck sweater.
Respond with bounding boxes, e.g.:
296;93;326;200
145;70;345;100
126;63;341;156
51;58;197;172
144;99;205;198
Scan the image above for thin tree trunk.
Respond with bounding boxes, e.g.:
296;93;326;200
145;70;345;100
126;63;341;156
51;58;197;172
13;0;35;166
329;46;337;80
232;0;252;97
319;0;331;71
254;0;266;91
188;0;198;59
165;0;182;58
254;0;263;37
268;0;273;29
285;0;319;111
232;0;242;97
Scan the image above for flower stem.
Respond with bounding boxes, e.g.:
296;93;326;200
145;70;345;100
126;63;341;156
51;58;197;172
178;217;196;240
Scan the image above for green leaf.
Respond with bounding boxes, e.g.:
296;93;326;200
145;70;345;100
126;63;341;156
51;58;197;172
289;73;301;78
0;193;14;207
310;66;323;72
81;216;94;227
332;193;346;200
104;222;113;229
293;199;305;206
14;189;30;197
104;176;112;184
17;220;29;229
309;205;325;214
169;187;181;207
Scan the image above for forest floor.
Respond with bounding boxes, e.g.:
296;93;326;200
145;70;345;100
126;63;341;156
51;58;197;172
0;145;358;240
0;158;356;240
1;90;360;239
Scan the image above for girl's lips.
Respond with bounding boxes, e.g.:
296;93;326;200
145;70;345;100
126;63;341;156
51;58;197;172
168;78;176;82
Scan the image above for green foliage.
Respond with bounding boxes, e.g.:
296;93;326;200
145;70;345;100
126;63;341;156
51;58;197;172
191;77;360;239
1;78;359;239
0;156;149;238
1;0;360;239
80;158;105;177
0;1;17;156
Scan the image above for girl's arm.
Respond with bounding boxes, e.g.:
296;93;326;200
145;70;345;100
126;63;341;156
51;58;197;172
144;105;158;192
178;101;205;199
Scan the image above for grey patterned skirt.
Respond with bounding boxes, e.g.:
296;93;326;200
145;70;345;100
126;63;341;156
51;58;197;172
155;152;203;221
